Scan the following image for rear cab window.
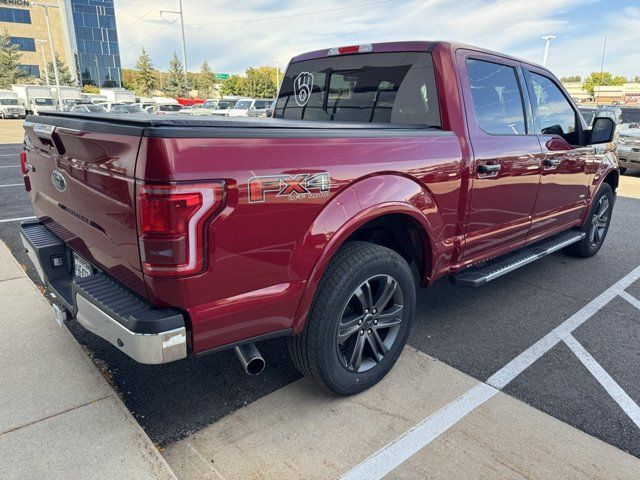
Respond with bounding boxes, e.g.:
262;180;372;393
274;52;441;126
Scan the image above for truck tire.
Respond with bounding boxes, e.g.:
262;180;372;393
288;241;415;395
565;183;614;258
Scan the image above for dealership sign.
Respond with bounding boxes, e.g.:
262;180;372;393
215;73;230;80
0;0;31;6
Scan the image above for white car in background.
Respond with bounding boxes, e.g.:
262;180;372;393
69;103;108;113
225;98;274;117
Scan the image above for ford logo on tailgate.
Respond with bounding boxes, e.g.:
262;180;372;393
50;169;67;192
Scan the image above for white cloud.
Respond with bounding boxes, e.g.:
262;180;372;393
113;0;639;79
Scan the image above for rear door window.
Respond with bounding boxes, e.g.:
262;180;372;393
274;52;440;126
466;58;526;135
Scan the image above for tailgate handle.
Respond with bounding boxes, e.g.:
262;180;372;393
33;123;65;155
478;164;501;175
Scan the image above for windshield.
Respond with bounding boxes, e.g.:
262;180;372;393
254;100;272;109
218;102;232;109
621;108;640;124
86;105;106;112
125;104;142;113
159;104;182;111
275;52;441;126
35;98;54;106
0;99;19;105
234;100;253;109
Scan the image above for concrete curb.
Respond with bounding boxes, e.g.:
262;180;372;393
0;239;177;480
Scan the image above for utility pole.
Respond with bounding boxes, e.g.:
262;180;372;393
161;1;188;80
541;35;556;67
597;35;607;104
36;39;50;86
35;3;62;107
274;60;279;90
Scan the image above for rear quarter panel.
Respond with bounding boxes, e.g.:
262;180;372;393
137;133;464;352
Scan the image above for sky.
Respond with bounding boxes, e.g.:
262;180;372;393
113;0;640;79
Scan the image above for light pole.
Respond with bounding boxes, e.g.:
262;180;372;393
542;35;556;67
35;39;50;86
274;60;280;88
35;3;62;107
161;0;188;79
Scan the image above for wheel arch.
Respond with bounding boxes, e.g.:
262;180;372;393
291;174;441;333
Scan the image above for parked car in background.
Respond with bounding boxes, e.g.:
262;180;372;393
0;90;26;119
52;86;83;111
247;100;276;118
96;102;128;112
149;104;183;115
179;104;203;115
109;104;145;114
578;106;596;126
225;98;274;117
616;124;640;174
80;93;108;104
20;41;619;396
69;103;108;113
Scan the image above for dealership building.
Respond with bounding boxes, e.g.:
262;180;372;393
0;0;122;87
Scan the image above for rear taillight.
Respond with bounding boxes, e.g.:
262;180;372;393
137;181;225;278
20;151;28;175
327;44;373;56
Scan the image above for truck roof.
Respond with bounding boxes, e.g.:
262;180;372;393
290;40;546;71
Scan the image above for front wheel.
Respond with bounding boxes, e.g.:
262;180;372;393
288;241;416;395
565;183;614;258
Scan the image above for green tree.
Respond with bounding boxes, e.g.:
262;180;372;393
244;66;280;98
220;74;246;96
164;51;188;97
81;84;99;94
196;61;216;97
634;75;640;83
44;55;75;86
560;75;581;83
133;47;157;96
0;29;27;88
582;71;627;97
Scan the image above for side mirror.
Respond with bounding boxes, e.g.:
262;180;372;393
590;117;615;144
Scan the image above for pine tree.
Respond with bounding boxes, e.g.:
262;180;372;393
164;52;188;97
44;55;75;86
133;47;157;96
0;29;26;88
196;61;215;97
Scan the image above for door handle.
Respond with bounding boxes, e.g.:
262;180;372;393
543;158;561;168
478;164;501;175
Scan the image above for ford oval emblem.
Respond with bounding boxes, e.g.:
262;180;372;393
50;169;67;192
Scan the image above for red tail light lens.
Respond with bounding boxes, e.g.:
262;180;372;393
20;151;28;175
137;181;225;278
327;44;373;56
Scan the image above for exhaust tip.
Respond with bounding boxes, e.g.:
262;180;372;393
234;343;265;376
245;356;266;376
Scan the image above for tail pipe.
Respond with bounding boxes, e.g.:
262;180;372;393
234;343;265;375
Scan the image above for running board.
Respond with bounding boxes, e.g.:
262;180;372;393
451;230;586;287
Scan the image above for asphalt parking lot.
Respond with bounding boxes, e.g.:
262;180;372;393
1;124;640;474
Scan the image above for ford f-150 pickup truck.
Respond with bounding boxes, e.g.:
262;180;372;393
19;41;618;395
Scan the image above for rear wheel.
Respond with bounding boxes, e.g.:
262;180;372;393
288;241;415;395
565;183;614;258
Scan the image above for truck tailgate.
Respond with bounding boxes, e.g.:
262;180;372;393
23;121;146;297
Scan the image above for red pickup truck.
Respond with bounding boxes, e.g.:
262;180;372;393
19;41;618;395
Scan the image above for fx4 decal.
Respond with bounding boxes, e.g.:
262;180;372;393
248;172;331;203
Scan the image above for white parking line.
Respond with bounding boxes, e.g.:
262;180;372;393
0;216;36;224
343;265;640;479
619;290;640;311
0;184;23;188
487;265;640;389
564;334;640;429
340;383;497;480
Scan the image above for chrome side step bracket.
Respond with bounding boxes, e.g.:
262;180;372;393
451;230;586;287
